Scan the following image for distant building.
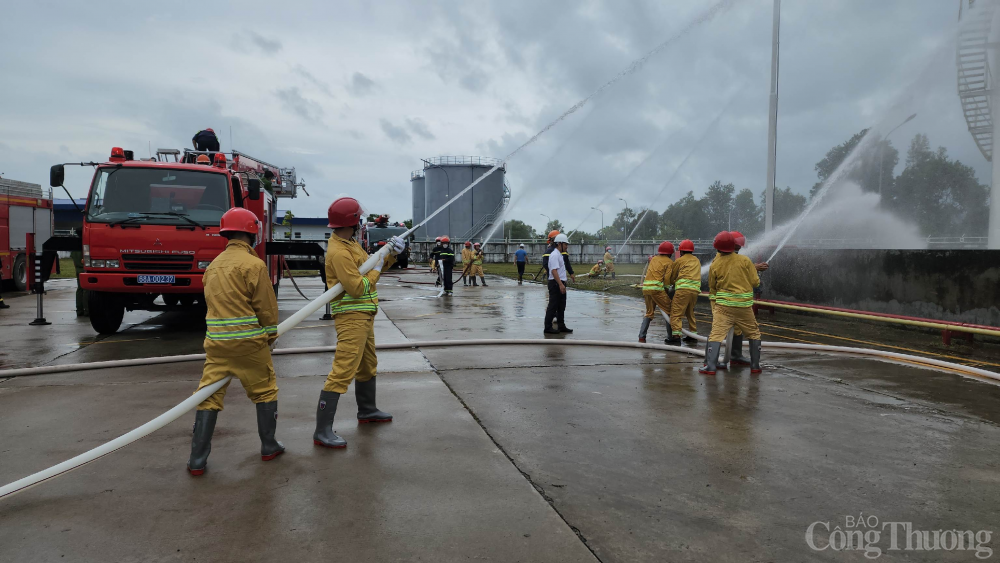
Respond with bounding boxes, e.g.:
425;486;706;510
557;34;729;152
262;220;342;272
274;211;331;241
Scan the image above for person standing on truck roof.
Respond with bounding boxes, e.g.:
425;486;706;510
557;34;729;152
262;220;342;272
192;128;220;153
186;208;283;476
514;243;528;285
313;197;405;449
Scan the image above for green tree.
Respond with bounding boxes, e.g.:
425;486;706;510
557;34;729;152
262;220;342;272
657;219;683;241
629;208;660;240
761;187;806;226
507;219;537;240
404;219;413;229
543;219;564;235
281;210;294;240
661;191;710;240
885;134;988;236
810;128;898;198
611;207;638;239
703;181;736;234
731;188;762;236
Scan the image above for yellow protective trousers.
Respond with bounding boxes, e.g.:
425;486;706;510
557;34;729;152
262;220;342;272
324;311;378;394
643;291;672;319
195;345;278;411
708;304;761;342
471;264;484;277
710;301;742;337
669;289;698;336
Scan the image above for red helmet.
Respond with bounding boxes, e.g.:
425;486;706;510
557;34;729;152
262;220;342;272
327;197;363;228
605;246;612;251
679;239;694;252
220;208;259;235
473;242;481;247
548;230;560;241
441;236;450;243
464;241;472;247
730;230;746;248
713;231;735;253
657;241;674;255
435;236;442;242
205;128;215;133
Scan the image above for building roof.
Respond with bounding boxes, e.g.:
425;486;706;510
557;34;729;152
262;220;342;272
54;198;87;211
274;211;328;226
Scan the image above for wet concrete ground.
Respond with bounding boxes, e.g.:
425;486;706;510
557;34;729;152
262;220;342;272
1;272;999;561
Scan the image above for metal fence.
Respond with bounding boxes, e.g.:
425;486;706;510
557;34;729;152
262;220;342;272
422;156;505;168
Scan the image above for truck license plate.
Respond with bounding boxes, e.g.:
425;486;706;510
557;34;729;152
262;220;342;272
137;275;175;284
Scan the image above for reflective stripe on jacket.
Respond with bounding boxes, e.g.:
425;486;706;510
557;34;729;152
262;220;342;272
603;251;614;264
325;235;395;316
203;239;278;356
668;253;702;293
708;252;759;308
642;254;672;293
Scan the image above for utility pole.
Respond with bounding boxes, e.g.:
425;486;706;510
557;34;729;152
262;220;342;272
764;0;780;232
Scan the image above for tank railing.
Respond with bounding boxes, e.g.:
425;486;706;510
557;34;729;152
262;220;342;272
457;196;508;243
411;170;425;180
0;179;49;200
423;156;505;168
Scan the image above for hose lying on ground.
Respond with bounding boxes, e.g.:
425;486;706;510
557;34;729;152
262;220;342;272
2;337;998;501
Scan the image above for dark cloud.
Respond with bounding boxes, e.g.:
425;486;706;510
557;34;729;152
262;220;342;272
292;65;334;98
406;118;435;140
380;119;412;145
275;88;324;123
246;30;282;55
346;72;377;96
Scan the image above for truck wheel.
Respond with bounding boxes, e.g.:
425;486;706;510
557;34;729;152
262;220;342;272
12;254;27;292
163;294;180;308
89;292;125;334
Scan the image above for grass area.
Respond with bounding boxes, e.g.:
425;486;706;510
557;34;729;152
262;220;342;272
52;258;77;279
484;262;648;298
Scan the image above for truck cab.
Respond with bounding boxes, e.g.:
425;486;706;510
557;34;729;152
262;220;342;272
53;148;275;334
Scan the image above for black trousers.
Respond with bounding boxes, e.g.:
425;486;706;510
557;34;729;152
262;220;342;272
516;261;525;281
442;262;454;291
544;279;567;327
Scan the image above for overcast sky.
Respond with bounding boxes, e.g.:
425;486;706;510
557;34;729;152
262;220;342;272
0;0;988;234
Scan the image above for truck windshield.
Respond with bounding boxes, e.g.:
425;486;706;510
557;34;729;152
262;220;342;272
86;167;230;225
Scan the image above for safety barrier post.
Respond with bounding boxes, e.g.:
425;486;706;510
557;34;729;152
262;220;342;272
27;233;50;326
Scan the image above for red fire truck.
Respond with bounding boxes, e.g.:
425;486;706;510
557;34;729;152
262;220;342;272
0;178;54;291
48;147;323;334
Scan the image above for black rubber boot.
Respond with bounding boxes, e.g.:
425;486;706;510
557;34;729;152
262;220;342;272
480;276;488;287
356;378;393;423
472;278;478;286
313;390;347;448
730;334;750;365
699;342;722;375
750;339;762;374
0;298;8;309
255;401;285;461
558;325;574;333
187;410;218;476
664;334;682;345
638;317;651;343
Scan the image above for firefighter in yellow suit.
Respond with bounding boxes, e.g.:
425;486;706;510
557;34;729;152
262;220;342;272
700;231;763;375
461;241;475;286
187;208;283;476
313;197;405;449
665;239;701;344
638;241;674;343
603;246;615;278
588;260;604;278
471;242;487;286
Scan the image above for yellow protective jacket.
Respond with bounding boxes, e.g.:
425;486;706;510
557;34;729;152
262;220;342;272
603;251;614;264
473;250;484;265
461;247;474;265
589;263;602;276
203;239;278;357
325;235;395;316
642;255;673;293
668;253;702;293
708;252;759;307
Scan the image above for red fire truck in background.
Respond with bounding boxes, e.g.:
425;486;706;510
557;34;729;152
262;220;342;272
0;178;54;291
47;147;323;334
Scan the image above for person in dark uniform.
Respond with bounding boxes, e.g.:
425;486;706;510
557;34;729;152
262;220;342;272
438;236;455;296
430;239;444;286
192;128;221;153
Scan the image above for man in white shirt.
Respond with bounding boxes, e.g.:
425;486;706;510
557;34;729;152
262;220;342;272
544;233;573;334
